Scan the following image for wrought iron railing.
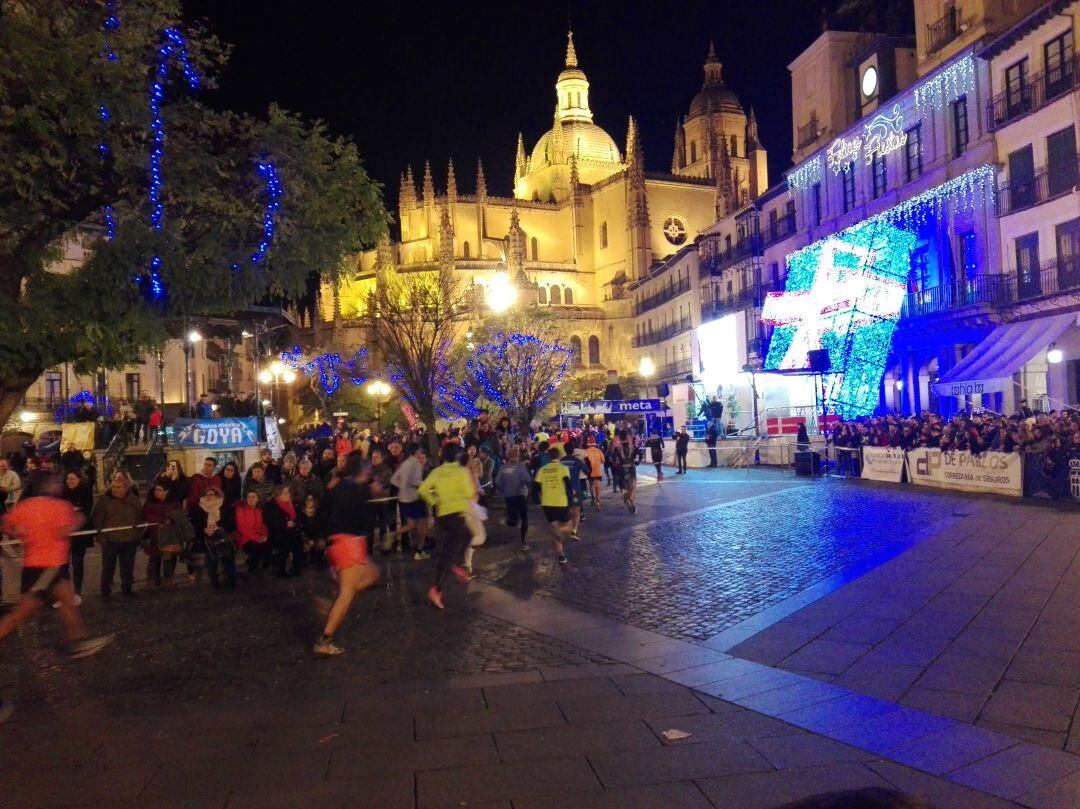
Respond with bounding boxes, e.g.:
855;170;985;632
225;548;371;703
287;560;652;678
926;4;961;55
632;317;692;347
657;358;693;380
101;425;132;486
761;213;798;247
1013;256;1080;301
700;282;778;323
796;113;820;151
633;276;692;315
700;239;758;277
986;55;1080;131
901;275;1014;318
994;155;1080;215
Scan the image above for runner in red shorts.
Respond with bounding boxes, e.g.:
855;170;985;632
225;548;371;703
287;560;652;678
313;457;381;657
0;475;115;722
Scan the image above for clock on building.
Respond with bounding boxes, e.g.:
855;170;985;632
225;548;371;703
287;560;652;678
861;65;879;99
663;216;688;245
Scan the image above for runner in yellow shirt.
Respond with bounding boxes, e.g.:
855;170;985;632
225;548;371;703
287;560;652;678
534;446;574;564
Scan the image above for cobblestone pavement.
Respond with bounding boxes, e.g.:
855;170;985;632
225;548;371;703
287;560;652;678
479;478;968;641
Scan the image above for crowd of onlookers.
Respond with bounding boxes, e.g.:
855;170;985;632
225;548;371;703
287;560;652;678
831;404;1080;478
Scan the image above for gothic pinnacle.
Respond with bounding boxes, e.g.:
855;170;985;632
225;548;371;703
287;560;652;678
565;30;578;68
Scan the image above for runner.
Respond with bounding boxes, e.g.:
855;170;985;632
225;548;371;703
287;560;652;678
617;430;639;514
558;439;587;541
534;446;574;564
418;445;475;610
313;456;381;657
584;438;605;510
495;447;533;551
0;475;115;722
390;444;431;561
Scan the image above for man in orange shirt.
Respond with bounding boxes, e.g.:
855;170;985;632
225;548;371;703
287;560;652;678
584;438;605;510
0;475;115;722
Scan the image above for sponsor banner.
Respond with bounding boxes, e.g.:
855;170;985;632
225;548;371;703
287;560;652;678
173;418;259;449
861;446;905;483
905;448;1022;497
931;377;1007;397
61;422;96;452
1066;451;1080;503
399;401;420;431
264;417;284;460
560;399;663;417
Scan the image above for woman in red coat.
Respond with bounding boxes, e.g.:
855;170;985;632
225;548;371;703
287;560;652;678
232;489;269;574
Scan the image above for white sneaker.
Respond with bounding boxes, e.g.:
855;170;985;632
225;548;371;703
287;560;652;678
314;638;345;657
70;633;116;660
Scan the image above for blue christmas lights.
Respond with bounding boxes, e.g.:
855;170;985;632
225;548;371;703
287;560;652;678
787;155;822;192
466;332;572;414
281;345;369;396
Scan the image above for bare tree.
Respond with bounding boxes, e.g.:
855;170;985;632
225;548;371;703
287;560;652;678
363;270;475;454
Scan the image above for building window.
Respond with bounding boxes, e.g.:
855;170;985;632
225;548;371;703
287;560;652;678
564;287;574;305
842;164;856;212
690;141;698;163
1047;125;1078;197
1008;145;1036;209
550;285;561;305
1046;30;1075;97
872;153;887;198
538;286;547;305
905;124;923;181
569;335;582;364
810;182;822;226
45;371;62;404
952;96;969;156
769;262;780;288
530;237;538;261
462;241;470;258
957;230;977;282
1056;218;1080;286
909;246;930;293
1015;232;1041;296
1005;58;1029;117
600;221;608;248
730;135;738;156
125;373;140;403
588;335;600;364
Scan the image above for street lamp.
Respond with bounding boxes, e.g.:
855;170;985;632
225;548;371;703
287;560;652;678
638;356;655;380
366;379;392;429
1047;344;1064;364
488;271;517;313
183;327;203;415
259;361;295;422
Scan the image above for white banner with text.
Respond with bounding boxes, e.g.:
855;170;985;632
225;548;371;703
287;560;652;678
904;448;1023;497
860;447;906;483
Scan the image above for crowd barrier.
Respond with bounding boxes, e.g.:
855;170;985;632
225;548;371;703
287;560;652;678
847;446;1080;502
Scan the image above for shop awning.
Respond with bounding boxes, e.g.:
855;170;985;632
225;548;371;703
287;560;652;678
932;313;1076;397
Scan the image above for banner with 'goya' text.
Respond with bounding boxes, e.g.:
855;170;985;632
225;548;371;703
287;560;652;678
173;418;259;449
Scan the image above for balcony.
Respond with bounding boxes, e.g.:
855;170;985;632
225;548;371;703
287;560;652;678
656;358;692;381
761;213;798;248
700;239;758;278
926;4;961;55
796;113;820;151
901;275;1014;318
700;282;778;323
994;154;1080;216
633;317;692;347
633;276;692;316
1013;255;1080;302
986;55;1080;131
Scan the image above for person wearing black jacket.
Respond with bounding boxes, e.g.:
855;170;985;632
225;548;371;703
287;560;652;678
705;423;719;468
674;429;690;475
61;470;94;603
264;486;304;576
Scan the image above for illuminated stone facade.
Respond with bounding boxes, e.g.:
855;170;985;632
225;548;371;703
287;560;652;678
326;34;767;377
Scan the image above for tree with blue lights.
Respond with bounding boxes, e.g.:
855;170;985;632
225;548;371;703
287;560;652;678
0;1;388;426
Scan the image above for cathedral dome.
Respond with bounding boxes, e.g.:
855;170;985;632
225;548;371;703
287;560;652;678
530;120;621;170
687;43;743;119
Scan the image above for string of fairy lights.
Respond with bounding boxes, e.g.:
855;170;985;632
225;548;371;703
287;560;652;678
95;4;284;299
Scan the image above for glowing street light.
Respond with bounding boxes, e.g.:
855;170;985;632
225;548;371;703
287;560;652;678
638;357;655;379
187;329;203;343
488;271;517;313
366;379;392;427
19;411;35;424
258;369;273;385
1047;345;1064;364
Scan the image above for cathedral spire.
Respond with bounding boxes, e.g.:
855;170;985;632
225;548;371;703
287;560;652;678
625;116;637;169
746;106;760;150
565;30;578;68
671;118;682;173
514;133;527;180
402;165;417;209
475;158;487;200
703;41;723;86
626;116;644;187
446;158;457;203
422;160;435;207
438;204;454;271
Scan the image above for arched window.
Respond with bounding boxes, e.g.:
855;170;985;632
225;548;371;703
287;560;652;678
588;335;600;364
550;285;562;305
462;241;470;258
690;141;698;163
570;336;582;364
538;286;548;305
530;237;539;261
730;135;738;156
564;287;573;305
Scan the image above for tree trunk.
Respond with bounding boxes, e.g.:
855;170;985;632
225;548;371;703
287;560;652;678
424;417;440;460
0;371;43;430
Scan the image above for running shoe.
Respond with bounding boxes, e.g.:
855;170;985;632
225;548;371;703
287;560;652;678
450;564;471;583
631;504;638;514
521;543;530;552
69;633;116;660
413;550;431;561
313;638;345;657
558;555;568;564
427;586;445;610
570;531;580;541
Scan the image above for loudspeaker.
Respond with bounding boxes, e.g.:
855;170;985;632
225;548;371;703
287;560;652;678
807;349;831;373
656;382;670;397
794;450;822;476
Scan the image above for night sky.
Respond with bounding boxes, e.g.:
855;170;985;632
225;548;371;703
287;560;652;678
183;1;911;210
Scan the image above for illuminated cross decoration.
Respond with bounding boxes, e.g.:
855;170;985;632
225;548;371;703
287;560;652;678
761;237;907;371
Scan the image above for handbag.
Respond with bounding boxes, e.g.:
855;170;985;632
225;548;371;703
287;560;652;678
204;528;235;559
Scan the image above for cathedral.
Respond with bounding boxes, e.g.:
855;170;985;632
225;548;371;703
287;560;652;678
329;33;768;377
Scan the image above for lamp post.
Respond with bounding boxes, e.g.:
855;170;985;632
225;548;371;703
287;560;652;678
258;360;296;424
183;327;202;415
366;379;392;430
742;362;761;438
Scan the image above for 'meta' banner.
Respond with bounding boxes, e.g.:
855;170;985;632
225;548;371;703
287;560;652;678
174;418;259;449
861;447;905;483
905;448;1022;497
560;399;663;416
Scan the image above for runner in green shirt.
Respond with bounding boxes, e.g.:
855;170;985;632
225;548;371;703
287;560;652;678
534;446;574;564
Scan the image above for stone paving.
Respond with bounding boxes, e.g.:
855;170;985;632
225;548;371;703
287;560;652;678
4;467;1080;807
728;488;1080;760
